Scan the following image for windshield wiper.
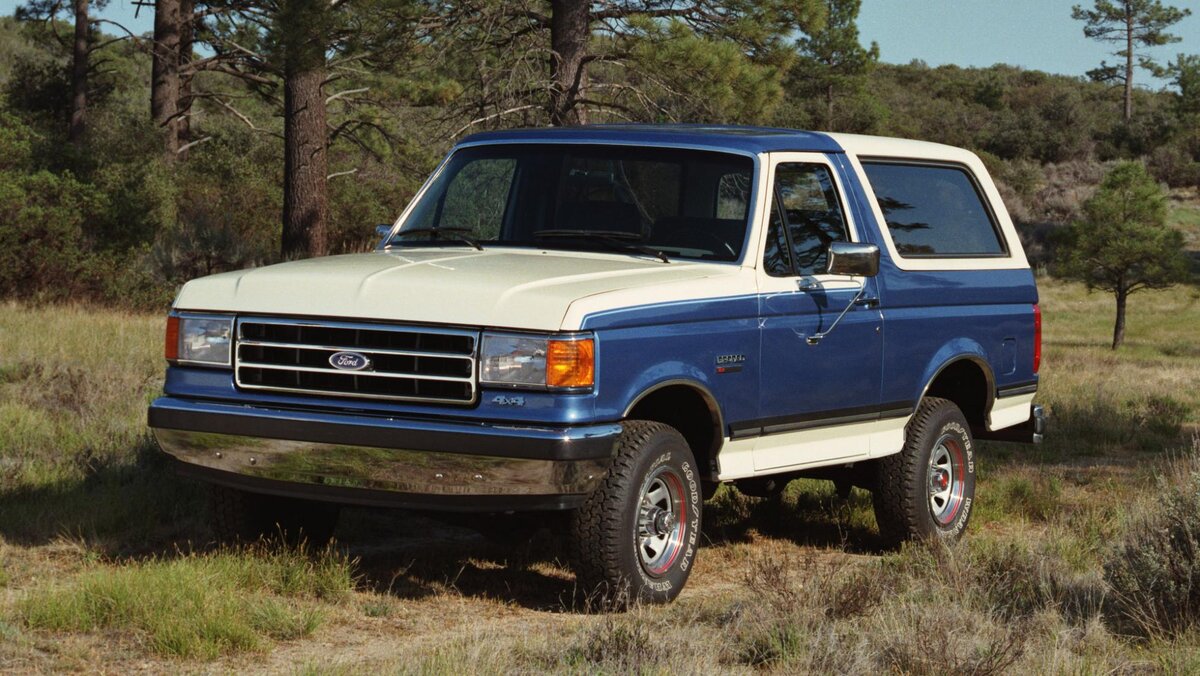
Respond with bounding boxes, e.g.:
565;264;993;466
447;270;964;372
387;226;483;251
533;229;670;264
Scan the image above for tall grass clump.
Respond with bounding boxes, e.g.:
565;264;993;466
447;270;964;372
16;543;357;659
1103;445;1200;639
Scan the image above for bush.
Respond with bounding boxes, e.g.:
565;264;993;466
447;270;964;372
0;168;104;301
1104;455;1200;638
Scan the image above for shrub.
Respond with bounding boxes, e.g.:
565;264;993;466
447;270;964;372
0;169;105;302
1104;455;1200;638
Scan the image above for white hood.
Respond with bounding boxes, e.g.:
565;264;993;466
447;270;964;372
173;248;739;331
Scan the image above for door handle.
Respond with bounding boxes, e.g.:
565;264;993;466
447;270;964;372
855;296;879;308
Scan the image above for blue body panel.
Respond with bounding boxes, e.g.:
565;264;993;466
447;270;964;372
164;367;598;425
876;266;1040;406
582;295;761;427
754;284;883;426
461;125;842;156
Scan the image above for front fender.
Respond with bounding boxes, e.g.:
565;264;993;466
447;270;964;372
609;362;720;419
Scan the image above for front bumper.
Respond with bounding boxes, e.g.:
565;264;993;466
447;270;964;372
148;397;621;511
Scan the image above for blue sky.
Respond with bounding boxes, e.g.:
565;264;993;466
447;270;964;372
3;0;1198;86
858;0;1199;84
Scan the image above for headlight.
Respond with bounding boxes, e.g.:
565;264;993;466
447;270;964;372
480;333;594;390
165;313;234;367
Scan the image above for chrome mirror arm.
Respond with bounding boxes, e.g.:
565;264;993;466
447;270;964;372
806;284;866;346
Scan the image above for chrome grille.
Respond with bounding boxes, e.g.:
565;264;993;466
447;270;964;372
235;318;478;404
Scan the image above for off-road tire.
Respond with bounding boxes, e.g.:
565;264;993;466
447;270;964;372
569;421;702;608
873;397;976;547
209;485;340;546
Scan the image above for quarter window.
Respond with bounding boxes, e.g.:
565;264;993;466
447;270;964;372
763;163;850;276
862;162;1005;257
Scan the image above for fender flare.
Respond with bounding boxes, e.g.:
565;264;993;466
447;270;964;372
622;378;726;457
917;353;997;425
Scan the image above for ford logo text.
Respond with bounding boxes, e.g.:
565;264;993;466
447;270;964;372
329;351;371;371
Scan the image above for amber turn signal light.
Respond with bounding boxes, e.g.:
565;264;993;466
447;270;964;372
546;338;595;389
164;315;180;361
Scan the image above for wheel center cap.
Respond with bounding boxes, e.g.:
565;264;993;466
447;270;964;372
653;510;675;535
931;469;950;491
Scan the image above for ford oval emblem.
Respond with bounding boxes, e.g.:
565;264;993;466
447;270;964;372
329;351;371;371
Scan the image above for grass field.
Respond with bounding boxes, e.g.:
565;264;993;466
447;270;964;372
1;271;1199;672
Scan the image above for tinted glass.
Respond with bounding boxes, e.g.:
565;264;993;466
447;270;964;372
862;162;1005;257
398;145;754;262
763;163;849;276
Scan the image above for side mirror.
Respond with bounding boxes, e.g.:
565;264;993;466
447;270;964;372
826;242;880;277
374;223;393;244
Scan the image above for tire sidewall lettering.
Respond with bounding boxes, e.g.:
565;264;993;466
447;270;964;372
631;446;700;590
932;418;974;536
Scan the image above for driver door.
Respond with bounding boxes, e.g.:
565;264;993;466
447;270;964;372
752;153;884;471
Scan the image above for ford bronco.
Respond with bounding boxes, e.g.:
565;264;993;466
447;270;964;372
149;125;1044;604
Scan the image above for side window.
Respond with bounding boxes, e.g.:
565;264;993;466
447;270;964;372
861;162;1006;257
435;158;517;239
763;163;850;276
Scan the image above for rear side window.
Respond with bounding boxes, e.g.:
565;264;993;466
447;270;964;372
861;162;1005;257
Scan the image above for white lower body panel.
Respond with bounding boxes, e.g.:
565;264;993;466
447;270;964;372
716;415;908;481
988;393;1035;431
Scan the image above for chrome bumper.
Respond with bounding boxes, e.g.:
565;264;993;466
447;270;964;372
148;397;620;511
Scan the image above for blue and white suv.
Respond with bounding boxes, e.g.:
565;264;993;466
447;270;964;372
149;125;1044;604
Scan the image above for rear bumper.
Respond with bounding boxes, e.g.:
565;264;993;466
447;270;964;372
148;397;621;511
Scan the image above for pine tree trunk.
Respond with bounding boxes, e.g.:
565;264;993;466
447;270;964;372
68;0;88;147
177;0;195;155
826;83;835;129
548;0;590;126
151;0;182;160
1112;288;1128;350
1123;8;1134;123
282;66;329;259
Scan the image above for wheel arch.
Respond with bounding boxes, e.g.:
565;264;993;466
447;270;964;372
623;379;725;478
917;352;996;433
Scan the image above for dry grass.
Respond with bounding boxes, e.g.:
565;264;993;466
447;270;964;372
1;265;1199;671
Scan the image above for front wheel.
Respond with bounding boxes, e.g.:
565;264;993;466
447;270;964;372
873;397;976;547
569;421;703;607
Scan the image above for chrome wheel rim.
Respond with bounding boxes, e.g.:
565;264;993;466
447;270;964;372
637;466;687;577
928;433;966;526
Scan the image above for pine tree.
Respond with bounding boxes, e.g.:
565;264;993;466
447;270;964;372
1055;162;1189;349
439;0;828;130
793;0;879;130
204;0;423;258
1071;0;1191;122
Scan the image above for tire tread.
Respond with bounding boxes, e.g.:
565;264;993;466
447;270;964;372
569;420;680;601
874;396;968;546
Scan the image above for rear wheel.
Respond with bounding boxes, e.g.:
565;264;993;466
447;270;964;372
209;485;340;546
569;421;702;607
873;397;976;547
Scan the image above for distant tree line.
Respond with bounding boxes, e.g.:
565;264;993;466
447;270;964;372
0;0;1195;310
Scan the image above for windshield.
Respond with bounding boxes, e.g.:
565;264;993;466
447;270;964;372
392;144;755;263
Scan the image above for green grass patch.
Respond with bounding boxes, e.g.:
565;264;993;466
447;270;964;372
16;544;357;659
